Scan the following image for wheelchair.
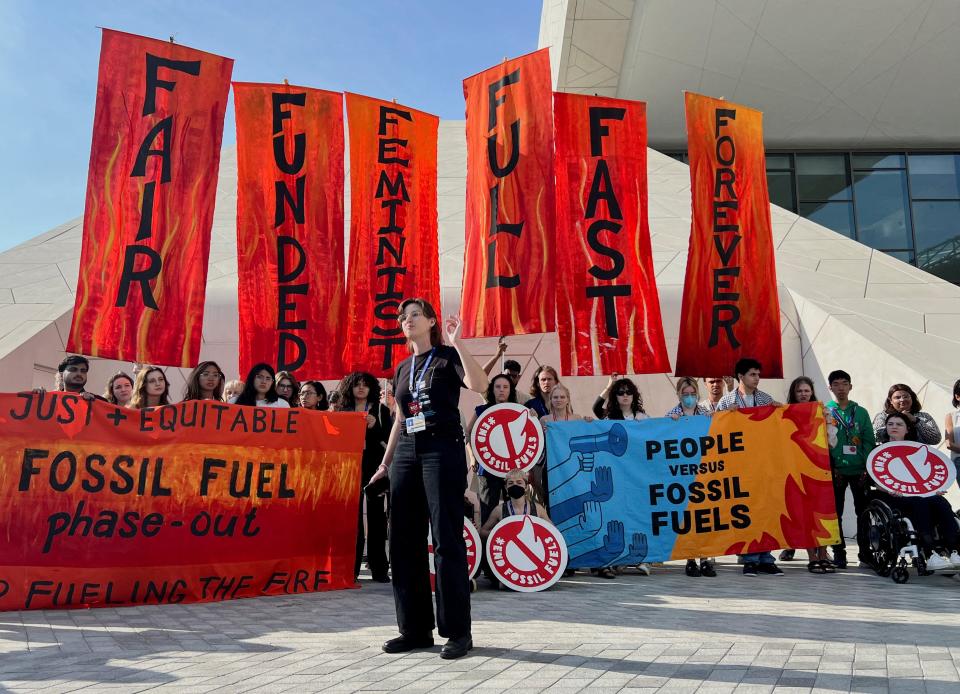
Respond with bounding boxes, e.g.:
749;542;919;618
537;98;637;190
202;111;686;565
857;495;960;584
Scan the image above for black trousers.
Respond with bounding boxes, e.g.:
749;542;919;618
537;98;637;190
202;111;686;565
390;432;470;639
355;490;389;579
833;472;870;557
888;495;959;554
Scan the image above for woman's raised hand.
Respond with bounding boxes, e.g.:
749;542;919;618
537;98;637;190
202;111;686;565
444;315;463;344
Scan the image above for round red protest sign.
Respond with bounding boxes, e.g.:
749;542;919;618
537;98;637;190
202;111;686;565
470;403;544;477
485;515;567;592
429;519;481;591
867;441;956;497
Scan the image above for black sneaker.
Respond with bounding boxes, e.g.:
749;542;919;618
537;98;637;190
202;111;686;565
685;559;701;577
440;635;473;660
742;562;758;577
832;551;848;569
700;560;717;577
778;549;796;561
758;563;784;576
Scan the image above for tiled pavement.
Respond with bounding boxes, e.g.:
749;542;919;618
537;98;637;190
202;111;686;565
2;559;959;693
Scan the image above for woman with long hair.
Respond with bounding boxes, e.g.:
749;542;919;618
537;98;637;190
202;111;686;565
298;380;328;410
779;377;836;573
183;361;225;401
229;363;289;408
337;371;392;583
466;374;519;525
365;298;488;660
103;372;134;407
275;370;300;407
665;378;716;578
524;365;559;418
594;376;648;420
871;383;941;445
129;367;170;409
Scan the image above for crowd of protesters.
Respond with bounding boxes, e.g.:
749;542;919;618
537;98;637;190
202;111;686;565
45;303;960;655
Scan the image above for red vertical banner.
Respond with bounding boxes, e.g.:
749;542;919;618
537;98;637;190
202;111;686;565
234;83;345;379
675;93;783;378
553;93;670;376
461;49;555;338
343;93;440;377
67;30;233;367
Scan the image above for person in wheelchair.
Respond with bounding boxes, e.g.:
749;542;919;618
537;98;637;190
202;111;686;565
874;412;960;572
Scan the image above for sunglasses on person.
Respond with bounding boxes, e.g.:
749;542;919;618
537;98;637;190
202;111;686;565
615;389;633;396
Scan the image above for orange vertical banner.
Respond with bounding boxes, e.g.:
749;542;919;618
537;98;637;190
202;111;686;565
67;29;233;367
234;83;345;380
553;93;670;376
343;93;440;376
675;93;782;378
461;49;555;338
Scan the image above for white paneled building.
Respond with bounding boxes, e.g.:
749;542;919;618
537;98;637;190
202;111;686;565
3;0;960;463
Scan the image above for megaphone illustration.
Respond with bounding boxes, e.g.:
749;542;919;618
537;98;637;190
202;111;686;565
569;423;628;457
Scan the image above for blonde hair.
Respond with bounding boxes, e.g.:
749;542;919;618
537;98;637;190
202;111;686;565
504;468;536;505
675;377;700;399
547;383;575;420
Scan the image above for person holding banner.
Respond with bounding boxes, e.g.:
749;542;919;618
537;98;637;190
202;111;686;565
46;355;105;401
664;378;717;578
875;412;960;571
182;361;225;401
525;366;559;418
336;372;392;583
298;381;329;410
667;378;712;419
716;359;777;411
593;376;649;421
366;298;488;660
129;367;171;409
466;374;520;524
871;384;942;446
229;364;289;408
779;377;836;573
103;371;134;407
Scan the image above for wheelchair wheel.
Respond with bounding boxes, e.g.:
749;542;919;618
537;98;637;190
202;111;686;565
859;501;900;576
891;566;910;584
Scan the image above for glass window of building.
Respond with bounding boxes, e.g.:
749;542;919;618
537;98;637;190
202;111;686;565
852;169;912;250
798;201;854;238
796;154;850;201
909;154;960;199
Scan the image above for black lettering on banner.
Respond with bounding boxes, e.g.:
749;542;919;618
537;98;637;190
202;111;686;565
369;104;414;371
117;54;201;310
709;108;742;349
272;91;310;372
485;69;524;290
583;106;630;337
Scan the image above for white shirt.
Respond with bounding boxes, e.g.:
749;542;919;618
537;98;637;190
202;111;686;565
228;396;290;408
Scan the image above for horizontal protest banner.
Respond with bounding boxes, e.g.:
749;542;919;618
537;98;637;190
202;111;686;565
545;403;837;567
0;392;365;611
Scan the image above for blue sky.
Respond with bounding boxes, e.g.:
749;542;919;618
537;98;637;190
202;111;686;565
0;1;542;252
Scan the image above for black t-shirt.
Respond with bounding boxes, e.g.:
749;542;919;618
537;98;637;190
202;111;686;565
393;344;465;435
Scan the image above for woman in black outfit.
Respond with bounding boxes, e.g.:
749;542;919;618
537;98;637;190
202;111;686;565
337;372;392;583
366;298;488;660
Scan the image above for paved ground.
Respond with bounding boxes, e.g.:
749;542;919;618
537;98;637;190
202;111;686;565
1;558;959;693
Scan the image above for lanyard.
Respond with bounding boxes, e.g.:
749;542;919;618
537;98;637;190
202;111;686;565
508;499;528;516
831;405;854;432
409;348;435;399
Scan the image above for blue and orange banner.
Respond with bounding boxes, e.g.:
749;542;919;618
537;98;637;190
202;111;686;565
546;403;837;566
676;92;782;378
67;29;233;367
0;392;365;611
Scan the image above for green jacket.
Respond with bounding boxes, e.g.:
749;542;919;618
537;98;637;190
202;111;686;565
826;399;876;475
